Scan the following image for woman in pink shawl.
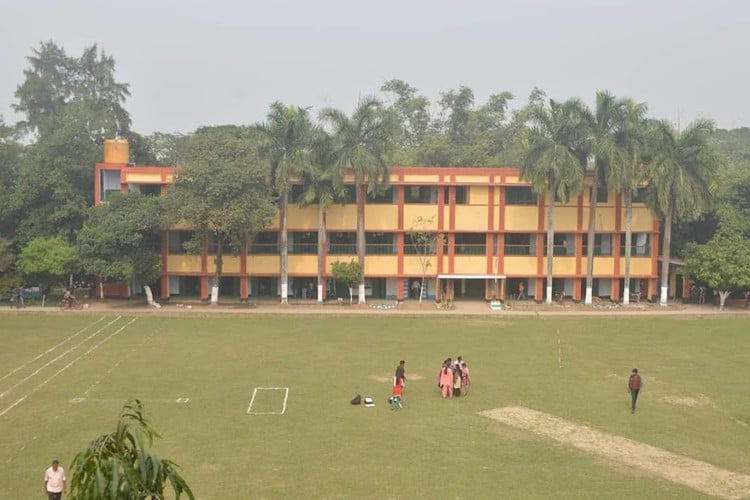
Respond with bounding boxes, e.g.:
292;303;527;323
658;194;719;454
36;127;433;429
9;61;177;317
438;363;454;398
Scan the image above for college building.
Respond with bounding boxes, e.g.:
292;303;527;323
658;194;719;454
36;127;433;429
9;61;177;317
95;139;661;303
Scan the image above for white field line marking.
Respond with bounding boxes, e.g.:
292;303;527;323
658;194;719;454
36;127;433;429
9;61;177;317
0;317;122;399
480;406;750;500
0;316;106;383
0;318;137;418
247;387;289;415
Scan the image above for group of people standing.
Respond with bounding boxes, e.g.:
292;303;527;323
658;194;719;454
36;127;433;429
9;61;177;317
437;356;471;398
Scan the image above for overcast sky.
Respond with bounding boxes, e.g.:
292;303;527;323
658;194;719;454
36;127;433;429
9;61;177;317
1;0;748;135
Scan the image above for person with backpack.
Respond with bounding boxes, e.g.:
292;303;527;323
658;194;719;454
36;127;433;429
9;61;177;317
628;368;643;413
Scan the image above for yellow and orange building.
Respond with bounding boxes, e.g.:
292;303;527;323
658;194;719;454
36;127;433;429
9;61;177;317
95;139;661;302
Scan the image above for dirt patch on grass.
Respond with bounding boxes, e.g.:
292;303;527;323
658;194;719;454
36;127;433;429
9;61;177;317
662;394;712;407
480;406;750;499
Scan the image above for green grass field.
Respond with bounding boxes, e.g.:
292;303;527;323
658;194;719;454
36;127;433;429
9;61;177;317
1;313;749;499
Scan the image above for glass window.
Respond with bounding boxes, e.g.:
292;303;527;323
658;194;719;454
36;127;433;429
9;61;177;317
368;187;394;204
405;186;435;204
505;186;537;205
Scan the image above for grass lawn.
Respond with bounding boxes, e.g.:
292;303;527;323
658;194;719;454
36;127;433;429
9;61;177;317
1;313;749;499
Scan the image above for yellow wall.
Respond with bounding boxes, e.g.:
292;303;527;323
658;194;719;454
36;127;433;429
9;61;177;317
124;173;162;183
287;205;318;230
364;255;399;274
325;205;357;231
403;206;439;229
592;257;615;275
469;186;488;205
629;206;655;231
454;206;489;231
206;256;240;274
504;207;540;231
546;206;579;231
365;205;399;230
503;256;538;275
166;255;202;273
403;256;432;275
288;255;318;274
247;255;280;274
403;174;440;183
551;257;577;275
581;207;617;230
629;257;652;276
452;256;487;274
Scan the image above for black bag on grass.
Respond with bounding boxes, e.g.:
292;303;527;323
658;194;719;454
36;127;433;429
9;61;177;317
350;394;362;405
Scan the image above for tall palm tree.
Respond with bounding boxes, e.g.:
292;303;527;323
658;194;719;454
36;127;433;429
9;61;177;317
610;101;648;305
320;97;395;304
255;103;316;304
581;91;629;305
647;119;720;305
297;132;345;303
520;98;586;304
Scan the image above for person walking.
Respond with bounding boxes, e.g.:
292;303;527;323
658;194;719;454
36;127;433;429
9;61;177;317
438;363;454;398
628;368;643;413
394;360;406;388
44;459;66;500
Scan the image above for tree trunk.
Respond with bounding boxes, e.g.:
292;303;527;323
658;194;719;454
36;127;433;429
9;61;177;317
356;184;366;304
659;201;673;305
718;290;731;311
585;167;599;305
545;188;555;305
212;238;222;305
317;203;326;304
623;189;633;305
99;278;104;300
280;192;289;304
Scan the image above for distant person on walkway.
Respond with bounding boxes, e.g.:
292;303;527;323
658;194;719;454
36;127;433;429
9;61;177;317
411;280;421;298
438;363;454;398
628;368;643;413
394;360;406;388
517;281;526;300
44;459;66;500
460;362;471;395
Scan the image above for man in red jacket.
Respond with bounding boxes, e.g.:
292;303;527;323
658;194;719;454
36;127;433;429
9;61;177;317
628;368;643;413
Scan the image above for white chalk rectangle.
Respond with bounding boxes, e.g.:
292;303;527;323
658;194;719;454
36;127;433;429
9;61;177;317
247;387;289;415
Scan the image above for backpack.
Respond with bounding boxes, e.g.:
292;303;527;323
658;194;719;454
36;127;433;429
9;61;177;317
630;375;641;390
350;394;362;405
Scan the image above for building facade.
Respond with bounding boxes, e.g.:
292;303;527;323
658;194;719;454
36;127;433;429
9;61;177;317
95;139;660;302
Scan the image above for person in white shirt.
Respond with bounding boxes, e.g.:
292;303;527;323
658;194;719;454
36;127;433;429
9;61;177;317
44;459;66;500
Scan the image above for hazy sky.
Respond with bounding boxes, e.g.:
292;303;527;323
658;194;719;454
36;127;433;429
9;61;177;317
1;0;748;135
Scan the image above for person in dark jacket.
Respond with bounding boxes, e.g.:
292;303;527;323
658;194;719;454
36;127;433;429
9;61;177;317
628;368;643;413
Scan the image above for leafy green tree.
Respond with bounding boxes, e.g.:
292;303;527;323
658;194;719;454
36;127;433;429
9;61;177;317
647;119;721;305
69;400;194;499
520;96;586;303
77;193;163;299
330;260;363;304
321;97;395;303
165;126;276;303
144;132;191;166
255;103;317;303
684;234;750;310
17;236;77;287
380;79;431;154
10;41;131;245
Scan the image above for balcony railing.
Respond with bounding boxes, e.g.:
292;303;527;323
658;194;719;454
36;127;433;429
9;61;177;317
582;246;613;256
504;245;535;256
454;244;486;255
289;243;317;254
404;246;436;255
365;244;396;255
542;246;574;256
249;244;279;255
328;243;357;255
620;245;650;256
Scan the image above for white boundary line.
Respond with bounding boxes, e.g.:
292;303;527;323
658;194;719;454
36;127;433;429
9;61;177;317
0;316;123;399
246;387;289;415
0;317;138;418
0;316;106;383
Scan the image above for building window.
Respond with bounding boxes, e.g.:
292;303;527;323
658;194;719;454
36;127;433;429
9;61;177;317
454;233;486;255
505;186;537;205
366;232;395;254
443;186;468;204
632;187;648;203
290;184;305;202
250;232;278;254
405;186;436;204
543;233;575;256
168;231;194;253
290;232;317;254
368;187;394;204
620;233;650;256
328;232;357;254
583;234;612;256
504;233;536;255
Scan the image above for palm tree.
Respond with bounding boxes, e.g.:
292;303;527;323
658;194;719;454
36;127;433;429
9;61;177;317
320;97;395;304
297;132;345;303
581;91;629;305
610;101;648;305
520;97;586;304
647;119;720;305
255;103;316;304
